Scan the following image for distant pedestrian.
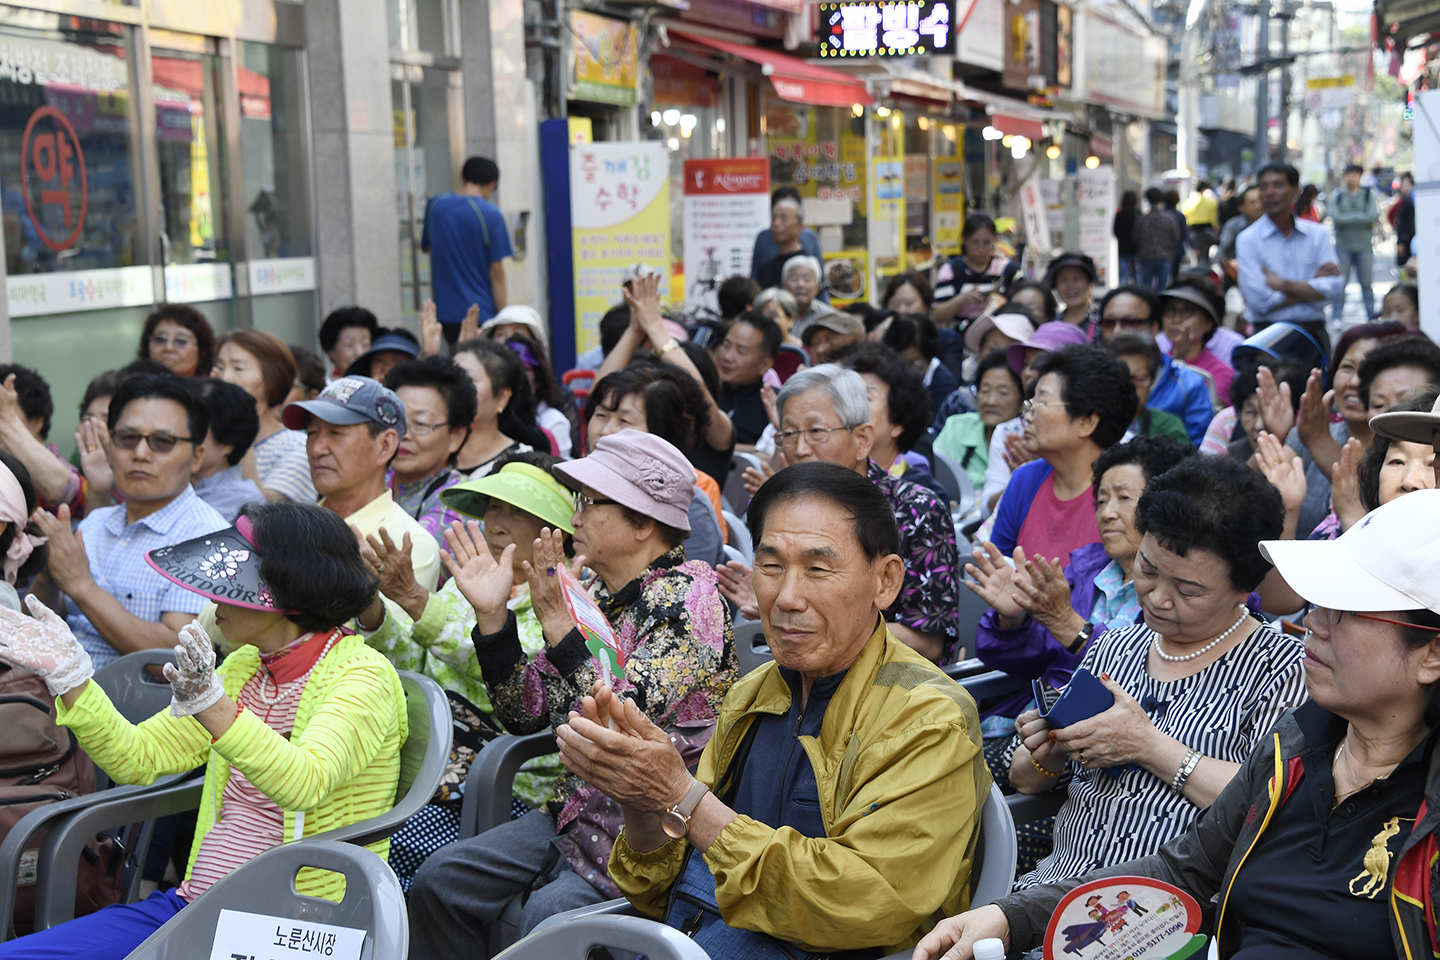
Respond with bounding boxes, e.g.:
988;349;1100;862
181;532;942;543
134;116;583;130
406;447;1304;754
1134;188;1180;292
1114;191;1140;285
422;157;513;345
1329;163;1380;321
1294;183;1323;222
1181;180;1220;263
1393;173;1416;266
1162;189;1189;274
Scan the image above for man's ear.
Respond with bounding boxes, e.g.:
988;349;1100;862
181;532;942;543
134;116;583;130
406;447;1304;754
872;553;904;611
376;429;401;466
852;422;875;462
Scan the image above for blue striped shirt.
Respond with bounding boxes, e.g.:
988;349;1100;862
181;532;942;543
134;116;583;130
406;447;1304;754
253;429;316;504
1236;215;1344;325
1008;620;1307;889
67;486;229;668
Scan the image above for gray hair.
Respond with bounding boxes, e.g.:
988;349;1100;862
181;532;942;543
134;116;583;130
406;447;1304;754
781;256;822;285
773;197;803;220
776;363;871;428
753;287;798;318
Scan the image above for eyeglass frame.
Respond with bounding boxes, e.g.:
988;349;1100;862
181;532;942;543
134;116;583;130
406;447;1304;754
777;424;857;448
405;420;451;438
1310;606;1431;631
148;333;196;349
110;429;196;454
578;495;619;512
1021;398;1067;419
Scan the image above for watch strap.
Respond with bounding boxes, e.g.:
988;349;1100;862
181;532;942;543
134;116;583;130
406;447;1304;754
676;778;710;819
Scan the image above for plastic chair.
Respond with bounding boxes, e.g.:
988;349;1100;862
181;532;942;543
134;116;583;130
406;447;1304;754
732;619;774;676
125;840;408;960
458;731;557;841
722;453;763;516
954;585;992;663
562;368;596;402
720;544;746;568
496;913;710;960
721;509;752;564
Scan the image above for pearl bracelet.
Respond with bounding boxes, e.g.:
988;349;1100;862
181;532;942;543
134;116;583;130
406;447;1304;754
1171;748;1202;794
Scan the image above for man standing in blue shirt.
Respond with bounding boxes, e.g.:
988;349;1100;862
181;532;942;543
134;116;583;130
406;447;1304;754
422;156;514;345
1236;162;1343;351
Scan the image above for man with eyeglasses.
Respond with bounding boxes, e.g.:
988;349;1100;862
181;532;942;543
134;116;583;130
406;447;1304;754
717;364;960;662
30;375;228;668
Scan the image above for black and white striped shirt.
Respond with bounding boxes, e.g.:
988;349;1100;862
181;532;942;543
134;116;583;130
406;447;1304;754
1011;620;1308;889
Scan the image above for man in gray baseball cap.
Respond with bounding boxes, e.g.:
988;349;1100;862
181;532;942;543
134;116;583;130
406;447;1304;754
281;375;440;590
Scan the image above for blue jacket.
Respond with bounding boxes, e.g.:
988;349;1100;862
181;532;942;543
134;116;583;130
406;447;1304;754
1147;356;1213;445
989;460;1052;557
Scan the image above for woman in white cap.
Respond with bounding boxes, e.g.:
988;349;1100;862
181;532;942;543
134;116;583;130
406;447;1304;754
406;428;736;959
916;488;1440;960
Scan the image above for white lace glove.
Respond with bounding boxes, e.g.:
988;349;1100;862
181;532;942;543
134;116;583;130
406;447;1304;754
162;621;225;717
0;594;94;697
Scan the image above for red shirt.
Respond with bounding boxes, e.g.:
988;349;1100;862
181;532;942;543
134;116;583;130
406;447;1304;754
1013;472;1100;566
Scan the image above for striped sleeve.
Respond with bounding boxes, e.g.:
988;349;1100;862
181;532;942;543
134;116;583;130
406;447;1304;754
56;679;212;784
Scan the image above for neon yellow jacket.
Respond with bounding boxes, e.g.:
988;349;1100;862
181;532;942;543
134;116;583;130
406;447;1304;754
609;622;989;955
56;634;407;901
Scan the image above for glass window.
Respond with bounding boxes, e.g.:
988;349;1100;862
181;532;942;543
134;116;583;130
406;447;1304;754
388;0;448;54
0;17;142;274
237;42;311;259
151;50;228;265
393;66;456;322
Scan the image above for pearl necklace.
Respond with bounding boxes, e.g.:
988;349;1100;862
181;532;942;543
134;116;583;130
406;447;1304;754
253;632;339;707
1152;604;1250;663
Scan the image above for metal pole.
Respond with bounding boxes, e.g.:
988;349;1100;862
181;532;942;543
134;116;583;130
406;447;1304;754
1277;6;1291;163
1256;6;1271;168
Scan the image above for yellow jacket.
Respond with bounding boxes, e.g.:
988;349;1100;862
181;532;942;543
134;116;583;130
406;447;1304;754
57;634;407;901
610;622;989;955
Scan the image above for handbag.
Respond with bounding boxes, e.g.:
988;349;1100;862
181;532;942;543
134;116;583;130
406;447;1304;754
431;690;506;808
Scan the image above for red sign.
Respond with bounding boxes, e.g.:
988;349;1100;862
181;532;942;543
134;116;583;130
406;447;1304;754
683;157;770;196
21;105;87;252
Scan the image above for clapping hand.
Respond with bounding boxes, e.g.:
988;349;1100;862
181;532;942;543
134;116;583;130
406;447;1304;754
355;527;428;621
520;528;587;646
1254;366;1297;438
1013;548;1082;637
1331;437;1368;533
1253;431;1307;525
0;595;93;697
74;420;113;503
964;542;1024;625
460;304;480;344
31;505;92;595
442;520;517;635
163;620;225;717
1003;430;1036;470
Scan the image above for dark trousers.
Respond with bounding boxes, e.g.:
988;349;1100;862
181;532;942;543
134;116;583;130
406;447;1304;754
407;809;606;960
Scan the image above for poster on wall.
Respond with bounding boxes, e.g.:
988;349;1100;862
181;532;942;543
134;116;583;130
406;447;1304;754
570;142;670;356
682;158;770;309
765;101;868;253
571;12;638;105
1077;164;1117;287
870;155;905;274
933;159;963;256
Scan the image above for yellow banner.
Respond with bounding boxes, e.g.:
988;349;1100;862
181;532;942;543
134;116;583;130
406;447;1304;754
572;12;637;106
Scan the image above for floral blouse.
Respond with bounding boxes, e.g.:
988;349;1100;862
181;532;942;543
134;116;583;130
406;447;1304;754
867;460;961;662
387;467;465;547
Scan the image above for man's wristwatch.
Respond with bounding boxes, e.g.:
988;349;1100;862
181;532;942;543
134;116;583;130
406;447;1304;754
661;779;711;839
655;338;680;357
1068;621;1096;653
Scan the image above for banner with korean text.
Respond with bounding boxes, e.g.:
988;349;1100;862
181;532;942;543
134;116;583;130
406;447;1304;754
570;142;670;357
682;158;769;310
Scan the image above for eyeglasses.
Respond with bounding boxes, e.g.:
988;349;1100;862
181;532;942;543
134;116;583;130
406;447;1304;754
1311;607;1428;630
1022;399;1066;418
778;425;854;448
148;334;195;350
407;420;450;437
110;429;195;454
578;495;618;512
1099;317;1154;331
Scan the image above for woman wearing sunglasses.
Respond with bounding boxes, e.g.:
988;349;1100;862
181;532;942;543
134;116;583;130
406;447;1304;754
138;304;215;379
917;488;1440;960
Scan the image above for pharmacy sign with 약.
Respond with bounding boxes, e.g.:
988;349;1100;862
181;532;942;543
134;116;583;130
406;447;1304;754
817;0;954;57
21;105;86;251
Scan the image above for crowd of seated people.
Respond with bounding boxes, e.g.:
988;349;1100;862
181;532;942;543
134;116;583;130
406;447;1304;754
6;202;1440;960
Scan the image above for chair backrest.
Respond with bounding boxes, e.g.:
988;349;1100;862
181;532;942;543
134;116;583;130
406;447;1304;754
732;619;773;675
721;544;746;568
970;783;1017;907
930;449;977;520
955;584;991;662
722;452;763;516
313;671;452;846
124;840;408;960
721;509;752;563
496;913;711;960
92;649;177;725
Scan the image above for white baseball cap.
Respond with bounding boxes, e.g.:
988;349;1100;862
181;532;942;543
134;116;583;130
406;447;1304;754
1260;488;1440;614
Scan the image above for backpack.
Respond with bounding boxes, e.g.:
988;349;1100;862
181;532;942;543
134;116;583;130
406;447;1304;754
0;658;123;936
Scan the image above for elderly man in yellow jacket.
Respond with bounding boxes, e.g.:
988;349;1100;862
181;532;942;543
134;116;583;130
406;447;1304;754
557;460;988;957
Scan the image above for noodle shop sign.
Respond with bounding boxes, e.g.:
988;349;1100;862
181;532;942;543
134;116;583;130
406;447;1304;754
21;105;86;252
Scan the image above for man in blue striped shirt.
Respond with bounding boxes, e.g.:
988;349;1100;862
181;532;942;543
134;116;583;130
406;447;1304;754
1236;162;1343;350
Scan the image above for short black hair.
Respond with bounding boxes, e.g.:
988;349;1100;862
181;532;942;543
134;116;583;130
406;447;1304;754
244;501;379;632
748;461;900;563
0;365;53;440
0;452;46;581
462;156;500;187
1145;186;1164;205
842;343;931;452
881;314;939;361
290;346;326;395
1098;285;1159;327
1388;284;1420;313
1344;163;1365;175
718;276;760;320
1359;390;1439;512
599;305;632;357
318;306;379;353
191;379;260;465
974;348;1022;392
1356;335;1440;410
385;356;479;458
79;369;126;419
734;310;783;360
962;212;998;241
1257;162;1300;187
1091;435;1191;496
108;373;209;444
1108;332;1162;380
1135;454;1283;592
771;186;802;207
1030;345;1138;449
587;363;712;453
1006;280;1057;322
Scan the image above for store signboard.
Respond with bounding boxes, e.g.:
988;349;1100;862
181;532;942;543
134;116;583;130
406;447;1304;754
933;159;963;256
1002;0;1043;92
249;257;316;295
7;265;151;317
817;0;955;58
1071;12;1165;119
1018;178;1052;255
1304;76;1355;109
571;12;637;106
164;263;233;304
570;142;670;356
870;155;905;272
1077;165;1116;287
682;158;770;308
956;0;1004;72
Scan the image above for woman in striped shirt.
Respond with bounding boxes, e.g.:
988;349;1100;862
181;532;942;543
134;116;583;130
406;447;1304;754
0;501;405;960
1003;455;1308;889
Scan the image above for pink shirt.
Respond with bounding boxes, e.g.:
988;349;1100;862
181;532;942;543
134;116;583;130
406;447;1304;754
1187;348;1235;407
1013;472;1100;567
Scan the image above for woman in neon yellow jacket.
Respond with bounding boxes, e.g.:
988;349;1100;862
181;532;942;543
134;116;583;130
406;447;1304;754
0;501;406;960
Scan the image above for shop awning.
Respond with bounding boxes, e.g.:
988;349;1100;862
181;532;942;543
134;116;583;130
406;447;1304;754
669;29;872;107
989;114;1045;140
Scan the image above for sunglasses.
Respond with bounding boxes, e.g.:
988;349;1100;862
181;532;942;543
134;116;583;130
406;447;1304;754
110;429;195;454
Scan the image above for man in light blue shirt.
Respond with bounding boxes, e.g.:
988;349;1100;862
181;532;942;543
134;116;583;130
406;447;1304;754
1236;162;1343;350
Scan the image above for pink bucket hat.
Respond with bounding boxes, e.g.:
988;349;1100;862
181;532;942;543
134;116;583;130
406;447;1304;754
553;429;697;531
1006;321;1090;376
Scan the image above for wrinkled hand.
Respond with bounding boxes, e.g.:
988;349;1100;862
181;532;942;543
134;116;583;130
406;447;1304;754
460;304;480;344
1254;366;1296;438
75;420;113;497
1254;431;1307;518
442;520;517;633
1017;707;1068;769
1331;437;1368;532
521;528;586;645
162;621;225;717
715;560;759;620
0;595;93;697
419;300;442;358
1004;430;1036;470
556;683;691;813
743;458;776;496
0;374;26;430
32;505;92;595
622;272;667;346
1015;549;1081;636
963;541;1023;623
1293;369;1332;448
356;526;428;620
760;384;779;431
910;904;1011;960
1051;675;1157;770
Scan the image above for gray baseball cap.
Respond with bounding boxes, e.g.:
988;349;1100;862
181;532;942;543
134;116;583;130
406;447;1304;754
282;375;408;435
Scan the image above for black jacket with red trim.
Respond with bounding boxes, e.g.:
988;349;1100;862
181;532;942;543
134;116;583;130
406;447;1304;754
994;701;1440;959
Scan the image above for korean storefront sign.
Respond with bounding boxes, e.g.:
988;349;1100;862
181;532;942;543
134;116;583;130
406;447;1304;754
571;12;637;106
933;159;963;256
817;0;955;58
682;158;770;308
6;266;152;318
1002;0;1044;93
570;143;670;356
